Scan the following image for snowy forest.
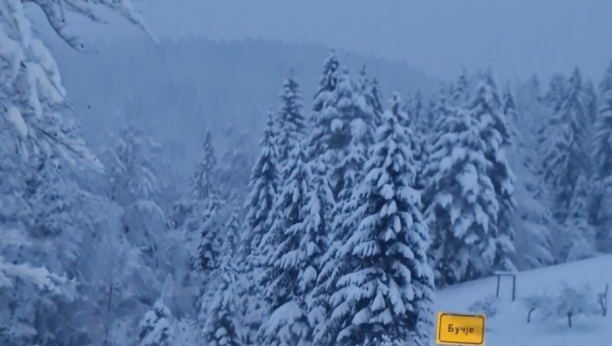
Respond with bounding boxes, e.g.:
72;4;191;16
1;1;612;346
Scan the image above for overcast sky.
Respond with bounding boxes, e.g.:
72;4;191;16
75;0;612;83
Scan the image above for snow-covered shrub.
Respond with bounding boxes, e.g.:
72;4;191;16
543;283;599;328
138;300;174;346
468;296;499;318
522;293;554;323
566;237;596;262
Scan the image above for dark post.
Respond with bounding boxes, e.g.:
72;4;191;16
496;275;501;298
512;274;516;301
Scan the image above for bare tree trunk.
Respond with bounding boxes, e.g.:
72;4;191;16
527;308;535;323
599;283;608;317
567;312;572;328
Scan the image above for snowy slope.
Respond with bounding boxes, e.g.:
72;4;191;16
432;255;611;345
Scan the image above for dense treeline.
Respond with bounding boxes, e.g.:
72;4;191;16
2;2;612;345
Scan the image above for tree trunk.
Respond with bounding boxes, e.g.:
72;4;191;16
567;312;572;328
527;308;535;323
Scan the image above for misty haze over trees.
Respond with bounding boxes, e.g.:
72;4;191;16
1;1;611;346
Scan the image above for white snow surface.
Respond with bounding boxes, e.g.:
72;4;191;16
430;255;612;346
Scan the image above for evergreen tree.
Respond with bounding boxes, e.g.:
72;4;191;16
138;300;174;346
238;114;278;344
276;71;307;166
543;67;591;222
258;143;313;346
468;75;517;266
309;55;375;198
203;254;241;346
242;114;278;259
423;104;513;287
592;60;612;252
506;87;556;269
451;67;470;106
194;131;218;200
558;176;596;262
545;74;568;113
319;94;434;346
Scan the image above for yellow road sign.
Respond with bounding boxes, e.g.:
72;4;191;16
436;312;486;345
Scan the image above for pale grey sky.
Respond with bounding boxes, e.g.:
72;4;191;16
67;0;612;82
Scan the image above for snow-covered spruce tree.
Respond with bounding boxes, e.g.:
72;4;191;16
257;143;314;346
243;113;278;260
203;234;242;346
557;176;596;262
217;125;257;202
302;158;334;327
138;300;174;346
225;202;242;256
358;66;384;127
544;74;568;114
318;94;434;346
467;74;516;273
505;91;555;270
423;104;513;287
592;60;612;253
584;78;599;125
309;53;375;198
276;71;307;168
237;114;278;345
102;125;168;271
542;67;591;223
451;67;470;107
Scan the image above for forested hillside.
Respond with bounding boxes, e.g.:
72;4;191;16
1;1;611;345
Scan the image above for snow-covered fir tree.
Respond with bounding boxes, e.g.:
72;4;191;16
451;67;470;106
593;61;612;252
545;74;568;113
237;114;278;345
258;143;314;346
203;226;242;346
467;74;517;272
309;53;375;198
559;176;596;262
317;94;434;346
225;202;242;256
423;102;513;287
138;300;174;346
103;125;168;271
542;67;591;222
505;91;555;269
243;114;278;259
276;71;307;167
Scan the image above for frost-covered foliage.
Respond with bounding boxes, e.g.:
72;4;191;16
138;300;174;346
468;296;499;318
315;95;434;346
522;293;555;323
543;283;599;328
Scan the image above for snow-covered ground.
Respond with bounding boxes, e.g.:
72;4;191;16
433;255;611;345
